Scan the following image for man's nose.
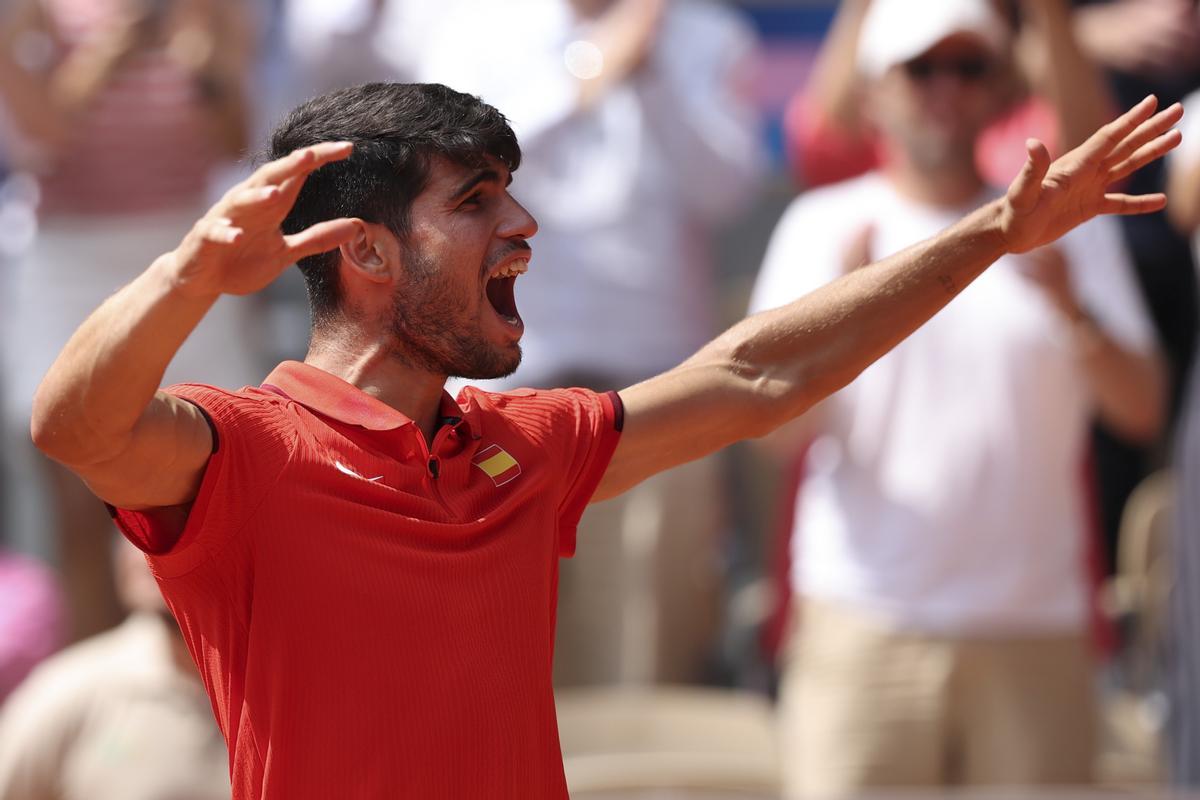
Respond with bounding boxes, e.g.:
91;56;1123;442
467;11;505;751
501;196;538;241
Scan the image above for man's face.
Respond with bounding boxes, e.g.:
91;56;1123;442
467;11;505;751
387;156;537;380
868;34;1013;171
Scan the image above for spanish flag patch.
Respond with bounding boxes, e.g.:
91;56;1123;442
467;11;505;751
471;444;521;486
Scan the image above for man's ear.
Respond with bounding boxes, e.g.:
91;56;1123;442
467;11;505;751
338;220;398;283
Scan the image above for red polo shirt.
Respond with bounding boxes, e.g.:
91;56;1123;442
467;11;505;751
111;361;623;799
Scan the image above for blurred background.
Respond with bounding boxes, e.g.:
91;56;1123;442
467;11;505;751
0;0;1197;798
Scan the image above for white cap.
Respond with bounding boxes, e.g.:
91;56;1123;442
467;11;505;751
857;0;1009;78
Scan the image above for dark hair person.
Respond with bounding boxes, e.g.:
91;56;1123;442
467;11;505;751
29;80;1182;797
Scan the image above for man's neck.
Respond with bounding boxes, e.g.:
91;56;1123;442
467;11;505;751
883;151;986;209
304;333;448;444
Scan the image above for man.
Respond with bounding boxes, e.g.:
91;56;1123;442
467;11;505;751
29;81;1180;798
749;0;1166;795
0;538;228;799
284;0;763;687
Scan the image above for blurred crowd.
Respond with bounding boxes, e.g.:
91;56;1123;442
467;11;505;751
0;0;1197;797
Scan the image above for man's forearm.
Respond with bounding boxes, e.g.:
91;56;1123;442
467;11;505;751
30;254;218;465
704;201;1008;433
599;199;1009;501
603;97;1178;500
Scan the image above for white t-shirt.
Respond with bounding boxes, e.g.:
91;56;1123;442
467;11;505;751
749;173;1157;635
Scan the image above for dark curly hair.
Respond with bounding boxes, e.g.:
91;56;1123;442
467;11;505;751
269;82;522;327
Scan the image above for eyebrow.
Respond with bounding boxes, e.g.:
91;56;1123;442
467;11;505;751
449;168;512;201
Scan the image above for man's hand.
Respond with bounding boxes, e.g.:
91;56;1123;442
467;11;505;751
165;142;359;298
999;95;1182;254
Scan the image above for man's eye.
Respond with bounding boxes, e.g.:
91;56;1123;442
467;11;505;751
461;193;483;207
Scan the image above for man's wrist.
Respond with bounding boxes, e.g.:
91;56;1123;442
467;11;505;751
150;251;222;304
971;199;1014;259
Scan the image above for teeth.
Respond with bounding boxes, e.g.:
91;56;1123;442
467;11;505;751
491;258;529;280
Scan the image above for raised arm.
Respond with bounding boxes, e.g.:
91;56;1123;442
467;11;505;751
596;96;1183;500
1016;0;1113;153
30;143;357;511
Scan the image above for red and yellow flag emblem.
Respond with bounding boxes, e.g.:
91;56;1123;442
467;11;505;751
471;445;521;486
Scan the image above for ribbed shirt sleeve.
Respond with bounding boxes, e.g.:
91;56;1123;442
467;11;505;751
109;384;296;576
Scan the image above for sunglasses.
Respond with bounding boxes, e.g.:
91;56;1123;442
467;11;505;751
902;56;995;82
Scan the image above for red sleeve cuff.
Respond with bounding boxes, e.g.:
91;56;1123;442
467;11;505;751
557;390;623;557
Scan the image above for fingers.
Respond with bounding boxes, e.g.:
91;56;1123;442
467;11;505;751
283;218;359;262
1102;102;1184;172
1006;139;1052;214
1080;95;1158;159
199;217;243;245
248;141;354;190
1107;129;1183;184
225;184;284;215
274;170;314;214
1100;192;1168;216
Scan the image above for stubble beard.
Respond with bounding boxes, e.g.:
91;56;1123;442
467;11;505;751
388;246;522;381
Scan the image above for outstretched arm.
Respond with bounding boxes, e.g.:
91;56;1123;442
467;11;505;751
31;143;357;511
596;96;1182;501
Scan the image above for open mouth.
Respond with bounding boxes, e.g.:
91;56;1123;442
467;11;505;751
485;257;527;327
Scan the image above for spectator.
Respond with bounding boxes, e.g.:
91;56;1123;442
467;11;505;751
749;0;1164;795
786;0;1112;188
1166;85;1200;788
0;0;262;640
399;0;764;684
0;537;229;799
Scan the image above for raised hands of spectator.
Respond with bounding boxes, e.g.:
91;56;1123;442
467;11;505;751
577;0;666;107
168;142;359;298
999;96;1182;255
1075;0;1200;77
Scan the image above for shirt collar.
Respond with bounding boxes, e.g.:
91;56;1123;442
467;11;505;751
260;361;478;437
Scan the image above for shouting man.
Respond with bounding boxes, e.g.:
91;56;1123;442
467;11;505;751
31;83;1181;798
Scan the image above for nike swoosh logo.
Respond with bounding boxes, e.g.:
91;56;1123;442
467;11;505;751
335;461;384;482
